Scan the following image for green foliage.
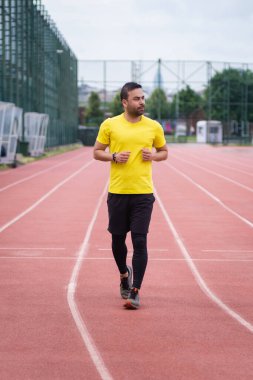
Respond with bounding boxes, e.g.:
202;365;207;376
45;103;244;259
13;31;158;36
86;92;103;125
170;85;202;119
204;68;253;122
110;92;123;116
146;88;169;120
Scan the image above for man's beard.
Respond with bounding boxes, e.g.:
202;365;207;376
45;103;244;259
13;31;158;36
128;106;145;117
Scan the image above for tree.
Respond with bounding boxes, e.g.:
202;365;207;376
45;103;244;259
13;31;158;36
170;85;202;120
203;68;253;122
86;91;103;124
146;88;169;120
110;92;123;116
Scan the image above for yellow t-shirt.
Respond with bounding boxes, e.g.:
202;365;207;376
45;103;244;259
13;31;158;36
97;113;166;194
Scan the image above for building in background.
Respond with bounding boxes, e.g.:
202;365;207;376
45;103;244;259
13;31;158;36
0;0;78;147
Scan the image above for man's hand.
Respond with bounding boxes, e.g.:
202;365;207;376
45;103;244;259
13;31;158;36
142;145;168;162
142;148;153;161
115;151;131;163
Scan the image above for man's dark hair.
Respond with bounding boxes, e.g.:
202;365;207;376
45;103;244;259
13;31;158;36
120;82;142;101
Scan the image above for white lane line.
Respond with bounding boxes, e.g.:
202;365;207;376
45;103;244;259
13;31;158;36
67;181;113;380
0;152;86;192
170;146;253;169
171;149;253;177
182;150;253;171
98;248;169;251
165;162;253;228
148;258;253;262
169;152;253;193
0;160;94;233
2;256;253;262
155;188;253;334
203;249;253;253
0;247;66;250
170;150;253;177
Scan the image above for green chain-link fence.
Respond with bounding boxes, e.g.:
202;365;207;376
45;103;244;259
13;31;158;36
0;0;78;148
78;59;253;144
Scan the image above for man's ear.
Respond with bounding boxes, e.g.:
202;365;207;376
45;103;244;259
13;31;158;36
122;99;127;108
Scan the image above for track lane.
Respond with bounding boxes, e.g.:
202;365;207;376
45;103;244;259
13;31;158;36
164;157;253;224
0;257;102;380
0;153;110;379
75;163;253;379
153;158;253;325
172;144;253;170
170;148;253;178
169;150;253;189
0;149;93;228
0;150;89;193
0;147;90;185
1;144;253;380
165;162;253;228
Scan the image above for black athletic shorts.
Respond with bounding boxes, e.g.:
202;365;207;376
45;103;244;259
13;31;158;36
107;193;155;235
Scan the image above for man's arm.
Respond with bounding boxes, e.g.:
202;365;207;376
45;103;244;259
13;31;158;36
93;141;131;163
153;145;168;161
93;141;112;161
142;144;168;162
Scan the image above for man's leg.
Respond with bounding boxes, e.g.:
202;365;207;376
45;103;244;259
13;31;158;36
111;233;133;299
124;194;154;309
124;232;148;309
131;232;148;290
111;233;128;275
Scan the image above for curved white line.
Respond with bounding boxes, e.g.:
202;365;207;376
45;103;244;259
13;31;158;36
155;189;253;334
67;181;113;380
0;160;94;233
165;162;253;228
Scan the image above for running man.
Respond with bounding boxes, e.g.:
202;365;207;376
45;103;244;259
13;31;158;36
93;82;168;309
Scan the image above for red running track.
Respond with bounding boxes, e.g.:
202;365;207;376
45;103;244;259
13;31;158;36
0;145;253;379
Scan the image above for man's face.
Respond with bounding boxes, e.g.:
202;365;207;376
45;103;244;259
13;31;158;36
123;88;145;117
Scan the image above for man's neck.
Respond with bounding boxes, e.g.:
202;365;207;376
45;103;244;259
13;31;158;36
123;112;142;124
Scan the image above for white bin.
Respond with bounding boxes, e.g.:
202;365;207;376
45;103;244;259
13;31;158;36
197;120;223;143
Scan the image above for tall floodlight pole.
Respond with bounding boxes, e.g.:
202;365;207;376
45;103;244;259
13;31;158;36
242;63;249;138
103;60;107;117
157;58;162;89
157;58;162;122
175;60;180;121
207;61;212;121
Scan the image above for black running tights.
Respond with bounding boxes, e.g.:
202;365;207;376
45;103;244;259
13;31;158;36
111;232;148;289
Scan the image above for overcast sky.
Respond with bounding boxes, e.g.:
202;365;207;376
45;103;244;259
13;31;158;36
42;0;253;63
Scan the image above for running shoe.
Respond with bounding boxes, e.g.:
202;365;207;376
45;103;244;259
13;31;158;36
120;265;133;299
124;288;140;309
